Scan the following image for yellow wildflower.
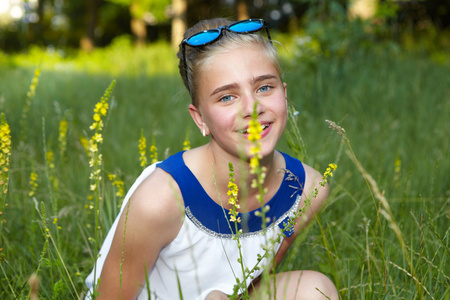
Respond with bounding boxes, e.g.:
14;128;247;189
320;163;338;187
113;179;124;198
89;142;98;153
20;68;41;141
247;104;263;176
229;215;241;223
58;118;68;157
394;159;401;174
86;80;115;213
183;129;191;151
227;163;241;223
138;130;148;168
183;139;191;151
94;102;109;116
322;163;337;179
249;145;260;156
46;151;55;170
246;102;269;231
247;119;262;142
227;181;238;197
394;158;401;183
93;113;101;122
25;69;40;103
249;156;259;170
108;173;125;198
46;150;59;191
80;136;89;154
149;144;158;164
28;171;38;197
0;114;11;216
0;114;12;177
93;133;103;143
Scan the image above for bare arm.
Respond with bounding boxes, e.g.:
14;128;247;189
96;168;184;299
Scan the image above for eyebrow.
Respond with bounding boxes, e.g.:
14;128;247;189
250;74;278;85
210;74;278;97
210;83;239;96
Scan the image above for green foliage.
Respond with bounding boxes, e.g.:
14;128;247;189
0;33;449;299
298;0;380;59
4;38;177;76
107;0;170;22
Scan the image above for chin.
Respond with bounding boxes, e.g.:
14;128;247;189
242;142;277;159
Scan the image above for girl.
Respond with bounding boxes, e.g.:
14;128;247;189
85;18;338;300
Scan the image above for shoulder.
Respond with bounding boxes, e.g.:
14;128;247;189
98;167;185;298
124;167;185;244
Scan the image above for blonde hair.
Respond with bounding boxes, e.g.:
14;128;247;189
177;18;282;107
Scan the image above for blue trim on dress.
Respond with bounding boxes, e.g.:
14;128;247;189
156;151;305;237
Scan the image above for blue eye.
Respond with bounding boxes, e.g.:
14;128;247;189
220;95;234;102
258;85;271;93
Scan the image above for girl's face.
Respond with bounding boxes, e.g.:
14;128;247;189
189;45;287;159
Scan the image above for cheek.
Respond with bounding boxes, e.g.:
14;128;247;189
204;108;236;131
274;98;288;129
273;94;288;115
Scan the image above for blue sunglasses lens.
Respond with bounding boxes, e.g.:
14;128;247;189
187;30;220;46
229;20;263;33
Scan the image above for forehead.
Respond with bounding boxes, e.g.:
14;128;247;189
197;46;281;91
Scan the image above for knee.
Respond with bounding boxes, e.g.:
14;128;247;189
205;290;228;300
298;270;338;300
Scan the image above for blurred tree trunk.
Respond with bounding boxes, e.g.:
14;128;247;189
171;0;187;49
130;1;147;46
237;0;249;20
81;0;100;52
36;0;45;44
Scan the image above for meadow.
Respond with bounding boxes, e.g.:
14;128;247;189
0;33;449;299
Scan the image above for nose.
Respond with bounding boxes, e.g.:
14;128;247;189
241;94;265;118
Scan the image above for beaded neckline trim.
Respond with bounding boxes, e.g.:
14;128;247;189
185;194;302;239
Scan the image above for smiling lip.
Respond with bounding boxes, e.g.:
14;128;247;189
259;122;272;138
238;122;272;137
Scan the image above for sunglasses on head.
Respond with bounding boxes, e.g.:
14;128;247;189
181;19;273;96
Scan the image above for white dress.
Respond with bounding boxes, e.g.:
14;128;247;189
85;151;305;300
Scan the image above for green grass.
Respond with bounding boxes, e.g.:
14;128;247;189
0;37;448;299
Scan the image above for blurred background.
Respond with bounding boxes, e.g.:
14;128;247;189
1;0;449;53
0;1;449;298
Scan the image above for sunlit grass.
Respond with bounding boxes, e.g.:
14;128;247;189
2;37;178;77
0;38;448;298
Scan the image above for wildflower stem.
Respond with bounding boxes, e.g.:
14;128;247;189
42;118;61;248
20;68;41;142
88;80;116;298
227;163;248;297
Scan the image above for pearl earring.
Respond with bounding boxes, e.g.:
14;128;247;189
202;128;206;137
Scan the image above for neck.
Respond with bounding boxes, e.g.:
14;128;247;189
205;143;281;211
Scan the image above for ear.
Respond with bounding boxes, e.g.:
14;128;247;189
188;104;209;136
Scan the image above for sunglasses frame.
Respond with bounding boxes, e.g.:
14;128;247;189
181;19;273;97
